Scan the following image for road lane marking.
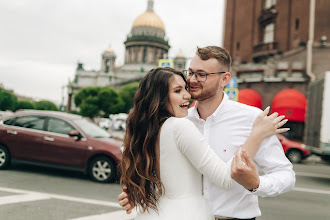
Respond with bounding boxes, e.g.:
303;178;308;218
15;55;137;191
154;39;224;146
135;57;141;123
293;187;330;195
0;193;50;205
0;186;120;208
69;210;137;220
295;172;330;179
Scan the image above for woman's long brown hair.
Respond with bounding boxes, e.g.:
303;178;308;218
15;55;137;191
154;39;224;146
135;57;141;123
120;67;187;212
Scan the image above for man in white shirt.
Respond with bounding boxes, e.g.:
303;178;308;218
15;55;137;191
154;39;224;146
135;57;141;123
119;46;295;219
185;46;295;219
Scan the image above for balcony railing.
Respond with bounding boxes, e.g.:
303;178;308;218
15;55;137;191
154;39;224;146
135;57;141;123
253;42;278;53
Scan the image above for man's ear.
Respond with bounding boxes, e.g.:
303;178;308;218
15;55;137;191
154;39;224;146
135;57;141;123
221;72;231;87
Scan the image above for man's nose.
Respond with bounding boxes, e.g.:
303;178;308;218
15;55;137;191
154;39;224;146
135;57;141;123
189;74;199;83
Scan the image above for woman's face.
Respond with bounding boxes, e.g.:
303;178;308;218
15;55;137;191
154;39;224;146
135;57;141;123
167;74;191;118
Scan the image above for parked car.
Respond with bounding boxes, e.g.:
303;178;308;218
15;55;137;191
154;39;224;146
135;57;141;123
0;111;13;119
99;118;110;130
277;134;311;163
0;110;122;183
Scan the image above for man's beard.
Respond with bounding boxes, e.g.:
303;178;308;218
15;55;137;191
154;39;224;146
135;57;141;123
189;84;220;102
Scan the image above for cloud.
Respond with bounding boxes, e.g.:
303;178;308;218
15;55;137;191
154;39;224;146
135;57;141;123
0;0;225;104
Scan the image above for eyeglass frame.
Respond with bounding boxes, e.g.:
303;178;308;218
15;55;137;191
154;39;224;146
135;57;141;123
183;70;227;82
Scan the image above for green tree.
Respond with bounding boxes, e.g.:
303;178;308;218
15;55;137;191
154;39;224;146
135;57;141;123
119;82;139;113
74;87;101;118
16;100;35;110
79;97;100;118
74;87;100;107
74;86;125;118
0;90;18;111
98;87;124;116
35;100;58;111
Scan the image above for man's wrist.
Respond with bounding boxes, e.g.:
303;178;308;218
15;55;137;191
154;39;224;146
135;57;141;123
248;185;259;193
247;179;260;192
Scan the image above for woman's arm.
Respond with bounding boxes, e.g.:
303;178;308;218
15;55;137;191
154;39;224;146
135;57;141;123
241;107;289;158
174;108;288;189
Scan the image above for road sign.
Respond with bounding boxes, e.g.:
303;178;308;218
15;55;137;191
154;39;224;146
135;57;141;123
224;88;239;101
158;59;173;68
225;77;238;101
226;77;238;88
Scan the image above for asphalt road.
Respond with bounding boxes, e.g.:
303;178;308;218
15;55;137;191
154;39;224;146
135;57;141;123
0;157;329;220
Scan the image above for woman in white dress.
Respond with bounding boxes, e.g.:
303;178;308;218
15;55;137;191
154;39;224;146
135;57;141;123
120;67;288;220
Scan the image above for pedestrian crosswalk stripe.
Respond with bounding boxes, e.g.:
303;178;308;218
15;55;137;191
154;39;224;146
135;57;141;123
0;193;50;205
69;210;136;220
0;186;120;208
293;187;330;195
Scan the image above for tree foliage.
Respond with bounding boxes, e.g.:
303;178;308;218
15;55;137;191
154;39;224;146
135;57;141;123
74;86;124;118
119;82;139;113
0;89;18;111
16;100;35;110
35;100;58;111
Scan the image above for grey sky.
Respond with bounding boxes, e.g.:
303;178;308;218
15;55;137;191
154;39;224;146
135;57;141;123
0;0;225;105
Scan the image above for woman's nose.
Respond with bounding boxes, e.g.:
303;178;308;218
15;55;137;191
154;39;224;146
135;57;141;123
184;91;191;99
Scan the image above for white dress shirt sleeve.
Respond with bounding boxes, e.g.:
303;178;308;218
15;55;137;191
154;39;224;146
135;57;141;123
253;135;296;197
173;118;233;189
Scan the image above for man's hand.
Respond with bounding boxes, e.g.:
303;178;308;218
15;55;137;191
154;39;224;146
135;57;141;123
118;189;134;214
231;148;260;191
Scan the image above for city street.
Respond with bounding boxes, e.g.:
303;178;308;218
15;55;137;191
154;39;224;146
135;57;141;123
0;157;329;220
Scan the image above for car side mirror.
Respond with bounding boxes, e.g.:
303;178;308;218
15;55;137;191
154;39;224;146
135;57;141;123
68;130;81;140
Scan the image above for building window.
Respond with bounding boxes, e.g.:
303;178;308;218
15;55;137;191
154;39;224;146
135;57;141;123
264;0;276;9
236;42;240;51
295;19;300;30
263;23;275;43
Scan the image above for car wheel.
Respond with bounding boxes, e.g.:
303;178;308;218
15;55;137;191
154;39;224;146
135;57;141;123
0;145;10;169
287;149;303;163
88;156;116;183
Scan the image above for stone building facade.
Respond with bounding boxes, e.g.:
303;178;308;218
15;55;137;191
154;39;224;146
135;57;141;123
223;0;330;141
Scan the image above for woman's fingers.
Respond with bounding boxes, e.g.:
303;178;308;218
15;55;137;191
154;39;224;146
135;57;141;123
260;106;270;117
269;111;278;119
277;118;288;128
276;128;290;134
274;115;285;124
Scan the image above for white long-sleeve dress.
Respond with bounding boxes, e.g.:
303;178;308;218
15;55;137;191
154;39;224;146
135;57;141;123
135;117;233;220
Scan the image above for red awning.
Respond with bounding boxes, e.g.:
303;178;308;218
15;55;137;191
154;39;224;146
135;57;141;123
271;89;306;122
238;89;262;109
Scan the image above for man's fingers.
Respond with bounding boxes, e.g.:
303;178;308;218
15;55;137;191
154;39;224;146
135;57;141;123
123;202;132;211
119;198;129;207
118;191;128;201
126;207;133;214
242;150;256;169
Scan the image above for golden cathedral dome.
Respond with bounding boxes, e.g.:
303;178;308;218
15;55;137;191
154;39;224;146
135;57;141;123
105;45;113;53
132;0;165;31
132;11;165;30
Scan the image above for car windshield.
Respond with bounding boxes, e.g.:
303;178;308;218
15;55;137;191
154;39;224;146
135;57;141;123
73;118;111;138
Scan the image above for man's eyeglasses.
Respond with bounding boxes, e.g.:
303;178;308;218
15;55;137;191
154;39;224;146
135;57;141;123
183;70;226;82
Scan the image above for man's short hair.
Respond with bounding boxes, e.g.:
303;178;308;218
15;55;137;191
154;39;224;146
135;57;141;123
196;46;232;71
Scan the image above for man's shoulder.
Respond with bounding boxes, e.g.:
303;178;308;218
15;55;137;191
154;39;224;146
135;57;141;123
227;100;263;115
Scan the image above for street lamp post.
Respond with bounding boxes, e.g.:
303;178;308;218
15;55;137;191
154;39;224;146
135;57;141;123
66;83;73;112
